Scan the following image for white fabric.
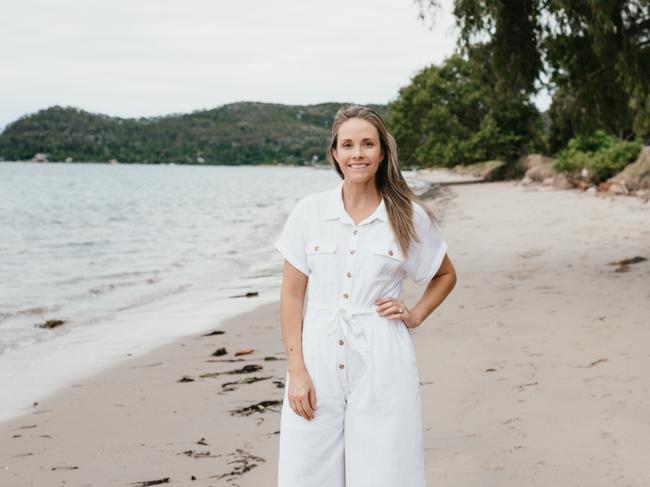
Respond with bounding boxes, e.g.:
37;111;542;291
273;179;448;487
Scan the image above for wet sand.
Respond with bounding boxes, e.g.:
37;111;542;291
2;180;649;486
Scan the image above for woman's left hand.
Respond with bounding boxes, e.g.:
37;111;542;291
375;297;419;328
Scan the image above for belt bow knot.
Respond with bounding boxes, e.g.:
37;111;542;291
324;307;376;370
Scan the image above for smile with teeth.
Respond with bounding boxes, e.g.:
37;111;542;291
349;163;370;168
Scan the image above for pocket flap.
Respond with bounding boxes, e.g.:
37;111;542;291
306;239;337;254
370;241;405;261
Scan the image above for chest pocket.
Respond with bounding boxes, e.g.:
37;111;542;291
369;240;406;283
306;239;337;283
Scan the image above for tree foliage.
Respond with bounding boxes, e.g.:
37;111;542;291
0;102;387;164
416;0;650;148
388;53;545;167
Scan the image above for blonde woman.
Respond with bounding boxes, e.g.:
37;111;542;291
273;105;457;486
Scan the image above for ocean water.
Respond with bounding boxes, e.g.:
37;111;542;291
0;162;430;422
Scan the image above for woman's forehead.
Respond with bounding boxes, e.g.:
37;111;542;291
337;118;379;140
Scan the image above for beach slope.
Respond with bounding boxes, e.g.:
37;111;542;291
2;181;649;486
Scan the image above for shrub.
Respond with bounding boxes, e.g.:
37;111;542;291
554;130;643;183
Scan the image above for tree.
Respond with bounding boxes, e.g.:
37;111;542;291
388;54;545;167
416;0;650;148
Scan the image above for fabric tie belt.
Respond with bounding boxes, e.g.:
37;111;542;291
309;306;378;371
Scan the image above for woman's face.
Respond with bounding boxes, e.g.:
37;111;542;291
332;118;384;184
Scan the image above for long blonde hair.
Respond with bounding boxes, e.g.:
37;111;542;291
326;104;437;257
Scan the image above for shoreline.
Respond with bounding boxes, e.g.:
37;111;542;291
0;164;340;425
1;299;289;485
0;165;429;425
3;180;650;486
0;285;280;424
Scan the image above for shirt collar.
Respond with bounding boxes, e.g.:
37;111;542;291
323;179;388;224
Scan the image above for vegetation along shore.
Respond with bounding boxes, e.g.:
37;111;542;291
1;2;648;200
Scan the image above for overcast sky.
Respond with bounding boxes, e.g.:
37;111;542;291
1;0;550;130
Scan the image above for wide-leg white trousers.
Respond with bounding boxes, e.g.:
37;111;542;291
277;307;426;487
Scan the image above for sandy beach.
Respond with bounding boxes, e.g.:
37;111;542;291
2;180;649;486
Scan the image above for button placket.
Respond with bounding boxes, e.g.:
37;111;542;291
341;225;359;306
335;329;347;384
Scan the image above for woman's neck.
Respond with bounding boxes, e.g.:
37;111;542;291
341;179;381;223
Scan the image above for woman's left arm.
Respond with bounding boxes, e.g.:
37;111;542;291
376;254;457;328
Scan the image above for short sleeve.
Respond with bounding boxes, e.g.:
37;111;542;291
273;199;309;277
403;205;449;286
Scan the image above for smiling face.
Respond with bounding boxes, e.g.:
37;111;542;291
331;118;384;184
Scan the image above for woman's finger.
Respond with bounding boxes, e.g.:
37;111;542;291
376;299;399;312
294;397;309;420
385;314;403;321
377;301;404;316
291;397;303;417
375;297;396;306
386;305;408;319
301;395;313;420
308;388;317;412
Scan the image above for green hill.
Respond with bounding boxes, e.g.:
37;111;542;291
0;102;387;165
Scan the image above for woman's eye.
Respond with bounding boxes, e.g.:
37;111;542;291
364;142;374;147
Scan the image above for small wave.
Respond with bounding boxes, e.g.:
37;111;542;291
63;240;110;248
95;270;156;280
114;283;193;313
0;304;64;325
52;269;158;287
87;277;148;296
88;283;123;295
17;304;63;316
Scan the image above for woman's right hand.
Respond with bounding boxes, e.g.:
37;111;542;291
288;368;317;421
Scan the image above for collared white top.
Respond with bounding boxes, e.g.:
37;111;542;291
274;180;448;310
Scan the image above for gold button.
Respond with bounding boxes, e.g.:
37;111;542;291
338;339;344;345
339;364;345;369
342;293;349;299
346;272;352;278
353;230;358;235
350;249;355;255
314;245;320;251
388;250;394;256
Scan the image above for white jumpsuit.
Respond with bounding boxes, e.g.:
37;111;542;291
273;180;448;487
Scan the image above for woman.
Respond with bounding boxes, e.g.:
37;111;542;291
273;105;457;486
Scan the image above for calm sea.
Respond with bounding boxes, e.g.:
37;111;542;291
0;162;429;421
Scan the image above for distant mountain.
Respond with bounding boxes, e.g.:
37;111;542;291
0;102;387;165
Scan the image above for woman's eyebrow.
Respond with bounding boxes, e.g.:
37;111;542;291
340;137;377;142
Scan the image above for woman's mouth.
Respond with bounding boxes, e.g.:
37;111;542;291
348;163;370;169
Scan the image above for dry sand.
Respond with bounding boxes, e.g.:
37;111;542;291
2;180;649;486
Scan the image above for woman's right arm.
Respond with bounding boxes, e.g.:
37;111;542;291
279;260;317;421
